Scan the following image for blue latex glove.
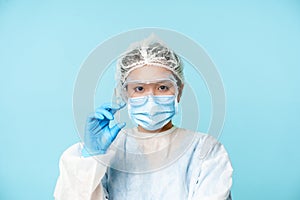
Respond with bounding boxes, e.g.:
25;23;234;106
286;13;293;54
82;103;126;157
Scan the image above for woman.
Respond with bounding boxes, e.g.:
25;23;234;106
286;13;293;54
54;36;233;200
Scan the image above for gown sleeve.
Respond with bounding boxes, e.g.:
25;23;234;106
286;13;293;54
189;135;233;200
53;143;109;200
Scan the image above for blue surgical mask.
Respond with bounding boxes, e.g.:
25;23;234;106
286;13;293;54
128;95;177;131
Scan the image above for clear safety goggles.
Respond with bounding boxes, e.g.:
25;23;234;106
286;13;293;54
121;78;178;100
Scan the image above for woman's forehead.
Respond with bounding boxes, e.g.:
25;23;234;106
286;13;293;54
126;65;174;81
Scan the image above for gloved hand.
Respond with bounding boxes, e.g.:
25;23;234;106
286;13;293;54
82;102;126;157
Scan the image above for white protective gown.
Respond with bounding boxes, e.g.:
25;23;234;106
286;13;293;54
54;127;233;200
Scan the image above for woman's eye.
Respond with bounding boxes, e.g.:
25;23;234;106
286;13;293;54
158;85;169;91
134;86;144;92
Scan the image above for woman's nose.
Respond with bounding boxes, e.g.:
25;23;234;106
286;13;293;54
144;87;154;96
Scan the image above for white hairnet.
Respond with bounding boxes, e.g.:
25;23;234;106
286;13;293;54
116;34;184;87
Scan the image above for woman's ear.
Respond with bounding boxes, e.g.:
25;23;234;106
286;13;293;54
177;84;184;103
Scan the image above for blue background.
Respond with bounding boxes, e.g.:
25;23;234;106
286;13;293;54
1;0;300;199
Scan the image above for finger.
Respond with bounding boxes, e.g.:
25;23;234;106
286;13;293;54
96;104;117;116
92;110;104;120
95;108;113;120
91;123;105;134
86;115;101;129
88;118;110;132
110;122;126;140
87;119;101;132
98;119;110;130
102;102;126;115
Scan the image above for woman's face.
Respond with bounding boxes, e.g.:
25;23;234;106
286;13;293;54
125;65;178;98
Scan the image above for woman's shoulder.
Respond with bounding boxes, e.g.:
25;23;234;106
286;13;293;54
60;142;82;157
174;127;219;145
174;127;227;160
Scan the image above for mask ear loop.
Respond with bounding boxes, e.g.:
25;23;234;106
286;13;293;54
175;98;179;114
173;80;180;114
